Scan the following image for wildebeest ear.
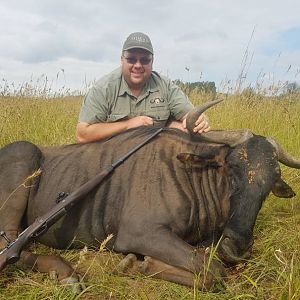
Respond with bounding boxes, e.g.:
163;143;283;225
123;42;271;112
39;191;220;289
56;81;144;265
271;177;296;198
176;153;221;168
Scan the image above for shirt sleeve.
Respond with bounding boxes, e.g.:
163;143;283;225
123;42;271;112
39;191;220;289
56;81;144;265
167;80;194;120
78;85;109;124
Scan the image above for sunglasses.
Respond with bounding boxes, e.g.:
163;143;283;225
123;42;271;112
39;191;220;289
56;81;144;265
123;56;152;65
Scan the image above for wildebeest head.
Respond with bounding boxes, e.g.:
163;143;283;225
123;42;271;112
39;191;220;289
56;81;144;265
186;100;300;200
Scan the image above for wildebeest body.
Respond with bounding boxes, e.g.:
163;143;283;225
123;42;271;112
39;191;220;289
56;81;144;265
0;125;298;289
27;129;231;249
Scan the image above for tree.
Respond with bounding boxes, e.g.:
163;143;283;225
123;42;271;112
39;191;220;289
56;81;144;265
284;82;300;94
173;80;216;94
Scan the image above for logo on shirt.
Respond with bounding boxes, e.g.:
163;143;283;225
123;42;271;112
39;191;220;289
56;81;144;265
150;98;165;104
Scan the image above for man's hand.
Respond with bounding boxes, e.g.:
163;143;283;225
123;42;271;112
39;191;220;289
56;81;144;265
168;120;188;132
126;116;154;129
182;113;210;133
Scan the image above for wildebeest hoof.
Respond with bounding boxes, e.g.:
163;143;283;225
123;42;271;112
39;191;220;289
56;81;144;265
49;270;58;280
137;256;152;274
197;258;226;292
49;270;86;294
209;260;227;291
113;253;138;275
60;274;86;294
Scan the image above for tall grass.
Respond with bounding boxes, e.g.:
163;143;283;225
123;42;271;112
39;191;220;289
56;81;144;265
0;96;82;146
0;92;299;299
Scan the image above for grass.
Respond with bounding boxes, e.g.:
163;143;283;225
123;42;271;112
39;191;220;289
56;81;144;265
0;93;300;299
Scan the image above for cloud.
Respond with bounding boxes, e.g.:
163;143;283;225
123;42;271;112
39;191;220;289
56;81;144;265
0;0;300;91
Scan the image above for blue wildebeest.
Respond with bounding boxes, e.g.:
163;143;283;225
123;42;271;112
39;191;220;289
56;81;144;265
0;101;299;291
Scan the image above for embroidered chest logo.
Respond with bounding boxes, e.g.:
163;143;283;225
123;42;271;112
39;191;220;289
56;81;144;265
150;98;165;104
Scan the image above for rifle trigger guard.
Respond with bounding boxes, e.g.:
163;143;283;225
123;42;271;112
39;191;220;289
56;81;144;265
56;192;69;203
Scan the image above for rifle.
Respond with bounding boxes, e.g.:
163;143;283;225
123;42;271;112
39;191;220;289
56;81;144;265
0;127;163;272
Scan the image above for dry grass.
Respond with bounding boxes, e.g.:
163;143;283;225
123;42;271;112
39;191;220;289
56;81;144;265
0;92;300;299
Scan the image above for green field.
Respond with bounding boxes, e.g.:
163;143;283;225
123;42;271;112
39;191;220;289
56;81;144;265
0;94;299;299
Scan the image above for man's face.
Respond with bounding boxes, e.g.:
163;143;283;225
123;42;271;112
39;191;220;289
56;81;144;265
121;49;153;90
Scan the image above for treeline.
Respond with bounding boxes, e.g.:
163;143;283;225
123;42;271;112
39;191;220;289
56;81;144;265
284;82;300;94
240;81;300;102
173;79;300;102
173;80;216;95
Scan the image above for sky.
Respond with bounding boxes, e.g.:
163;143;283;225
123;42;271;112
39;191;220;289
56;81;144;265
1;0;300;94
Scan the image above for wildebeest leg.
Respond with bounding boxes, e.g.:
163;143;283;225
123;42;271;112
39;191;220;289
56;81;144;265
114;227;225;290
115;254;222;290
0;142;42;248
20;251;84;293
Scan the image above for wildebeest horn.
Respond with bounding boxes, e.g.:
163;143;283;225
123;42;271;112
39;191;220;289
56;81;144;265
266;137;300;169
186;99;223;133
186;100;253;147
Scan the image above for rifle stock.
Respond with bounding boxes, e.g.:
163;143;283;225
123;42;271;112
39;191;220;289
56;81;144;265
0;127;163;272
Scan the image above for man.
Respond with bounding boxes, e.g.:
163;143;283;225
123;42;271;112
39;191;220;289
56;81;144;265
76;32;210;143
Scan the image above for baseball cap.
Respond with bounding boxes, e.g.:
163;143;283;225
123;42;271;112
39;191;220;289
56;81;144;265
122;32;154;54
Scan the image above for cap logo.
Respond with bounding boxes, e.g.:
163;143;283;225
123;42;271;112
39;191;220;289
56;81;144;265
130;35;149;43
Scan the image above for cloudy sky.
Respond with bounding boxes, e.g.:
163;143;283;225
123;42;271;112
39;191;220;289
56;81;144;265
1;0;300;93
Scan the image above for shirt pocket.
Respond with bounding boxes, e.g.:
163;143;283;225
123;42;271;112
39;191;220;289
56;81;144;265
145;96;170;121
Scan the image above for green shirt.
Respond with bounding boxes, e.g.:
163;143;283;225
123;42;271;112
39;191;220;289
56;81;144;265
79;67;194;124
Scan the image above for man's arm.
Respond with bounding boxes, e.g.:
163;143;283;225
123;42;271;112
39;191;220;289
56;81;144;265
76;116;154;143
